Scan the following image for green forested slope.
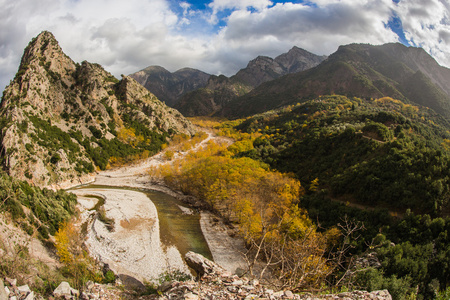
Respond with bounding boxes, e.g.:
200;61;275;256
229;95;450;298
237;95;450;215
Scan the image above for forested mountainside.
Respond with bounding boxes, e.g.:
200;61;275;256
129;66;211;107
237;95;450;215
131;46;326;117
220;43;450;119
185;95;450;298
0;31;195;188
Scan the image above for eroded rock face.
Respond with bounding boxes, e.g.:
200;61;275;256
0;31;195;188
234;47;327;87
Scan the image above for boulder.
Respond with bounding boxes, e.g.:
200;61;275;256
53;281;79;299
0;279;7;300
185;251;225;277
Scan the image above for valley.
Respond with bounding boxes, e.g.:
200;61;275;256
69;129;247;284
1;30;450;300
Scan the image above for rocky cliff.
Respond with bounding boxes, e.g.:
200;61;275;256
0;31;195;188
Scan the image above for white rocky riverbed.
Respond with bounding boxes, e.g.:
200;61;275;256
73;188;190;282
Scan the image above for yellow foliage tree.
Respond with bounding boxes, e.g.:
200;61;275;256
55;221;102;289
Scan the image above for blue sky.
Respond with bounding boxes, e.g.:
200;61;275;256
1;0;450;92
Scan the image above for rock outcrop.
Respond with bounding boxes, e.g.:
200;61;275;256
234;46;327;87
0;31;195;188
185;251;225;277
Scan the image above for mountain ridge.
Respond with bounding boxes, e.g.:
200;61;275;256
129;65;210;107
219;43;450;119
130;46;327;117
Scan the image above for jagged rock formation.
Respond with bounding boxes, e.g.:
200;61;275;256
129;66;210;107
221;43;450;118
0;31;195;188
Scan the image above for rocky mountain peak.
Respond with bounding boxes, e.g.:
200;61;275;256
0;31;195;188
20;31;63;66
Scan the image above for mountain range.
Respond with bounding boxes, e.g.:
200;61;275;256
132;43;450;121
220;43;450;118
130;46;327;116
2;31;450;300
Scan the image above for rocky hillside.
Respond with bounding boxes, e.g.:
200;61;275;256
129;66;210;107
220;43;450;118
0;31;195;188
173;75;253;117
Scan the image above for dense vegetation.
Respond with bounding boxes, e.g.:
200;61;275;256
237;95;450;215
153;132;343;291
0;171;82;293
227;95;450;298
0;171;76;239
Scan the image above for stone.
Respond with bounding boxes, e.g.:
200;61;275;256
18;284;31;295
5;278;17;286
285;290;294;299
85;280;95;291
24;291;34;300
53;281;73;298
185;251;225;277
232;280;244;286
184;292;199;300
273;291;285;297
158;281;173;293
0;280;7;300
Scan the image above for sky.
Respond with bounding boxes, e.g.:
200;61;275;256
1;0;450;93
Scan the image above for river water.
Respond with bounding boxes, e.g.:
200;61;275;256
75;185;212;261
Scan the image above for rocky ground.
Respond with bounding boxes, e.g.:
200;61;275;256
0;252;392;300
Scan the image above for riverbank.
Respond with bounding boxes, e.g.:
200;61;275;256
70;130;247;282
72;188;189;283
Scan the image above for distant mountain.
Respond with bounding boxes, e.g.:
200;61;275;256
220;43;450;119
174;75;253;117
0;31;195;188
234;46;327;87
174;46;327;116
129;66;210;107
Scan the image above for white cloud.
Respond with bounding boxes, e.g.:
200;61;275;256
394;0;450;67
218;0;398;62
1;0;450;94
